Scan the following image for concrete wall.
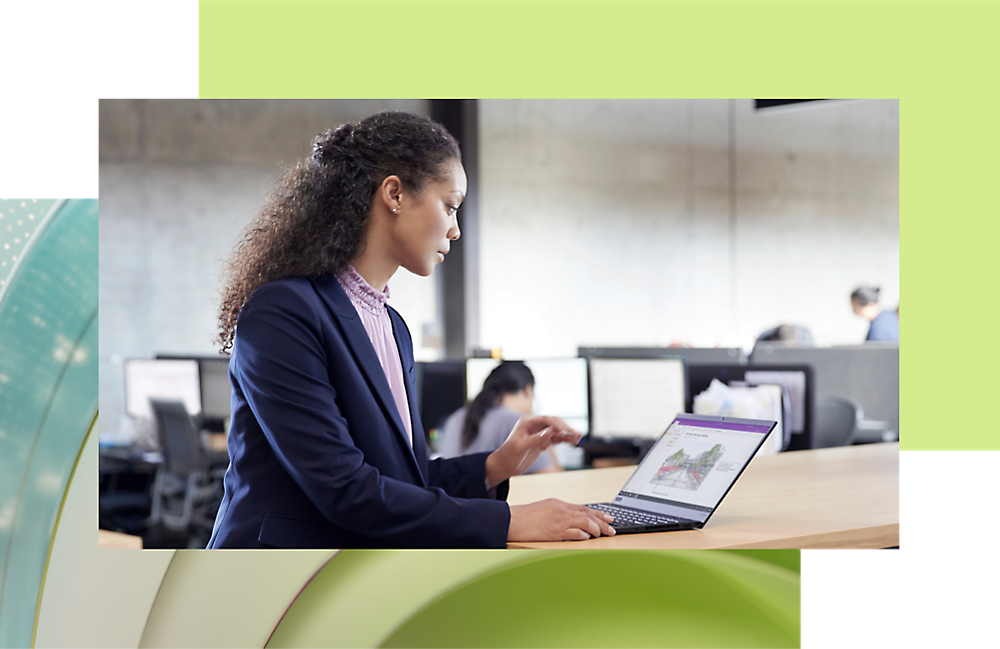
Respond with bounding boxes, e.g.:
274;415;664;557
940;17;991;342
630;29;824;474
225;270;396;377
99;99;899;439
477;99;899;357
98;100;434;439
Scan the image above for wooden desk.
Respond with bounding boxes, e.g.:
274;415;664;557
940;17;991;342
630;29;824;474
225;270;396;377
507;442;899;549
99;529;143;549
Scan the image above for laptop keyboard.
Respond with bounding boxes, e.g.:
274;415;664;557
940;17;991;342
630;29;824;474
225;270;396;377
588;503;681;529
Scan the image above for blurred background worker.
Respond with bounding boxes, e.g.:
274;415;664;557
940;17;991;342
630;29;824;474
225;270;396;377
438;361;562;474
851;286;900;342
755;324;814;347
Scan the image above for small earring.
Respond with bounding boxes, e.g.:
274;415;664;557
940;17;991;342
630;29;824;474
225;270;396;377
392;207;399;214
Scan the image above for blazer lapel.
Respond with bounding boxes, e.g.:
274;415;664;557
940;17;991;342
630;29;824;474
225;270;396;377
388;307;429;486
311;275;422;480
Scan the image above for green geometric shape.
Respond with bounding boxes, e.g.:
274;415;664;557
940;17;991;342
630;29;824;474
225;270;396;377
380;551;799;648
266;550;798;648
267;550;529;649
0;199;99;647
719;549;800;574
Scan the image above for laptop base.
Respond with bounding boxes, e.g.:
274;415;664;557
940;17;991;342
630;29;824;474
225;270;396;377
587;502;699;534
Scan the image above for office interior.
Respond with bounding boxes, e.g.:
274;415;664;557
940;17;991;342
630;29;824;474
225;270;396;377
98;99;899;549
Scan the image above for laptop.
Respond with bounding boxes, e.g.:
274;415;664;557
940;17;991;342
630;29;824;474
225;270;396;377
586;413;777;534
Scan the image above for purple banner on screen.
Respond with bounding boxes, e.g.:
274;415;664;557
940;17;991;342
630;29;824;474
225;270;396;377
675;417;771;434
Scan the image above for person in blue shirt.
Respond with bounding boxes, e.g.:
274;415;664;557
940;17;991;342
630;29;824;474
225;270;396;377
851;286;899;342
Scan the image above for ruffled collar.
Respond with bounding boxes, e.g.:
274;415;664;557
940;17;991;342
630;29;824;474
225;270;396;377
335;265;390;315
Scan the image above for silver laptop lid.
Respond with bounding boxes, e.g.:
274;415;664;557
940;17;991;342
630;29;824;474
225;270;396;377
611;414;776;524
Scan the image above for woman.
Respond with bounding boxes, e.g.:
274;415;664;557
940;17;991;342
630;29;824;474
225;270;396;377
207;112;613;548
850;286;899;342
438;361;561;474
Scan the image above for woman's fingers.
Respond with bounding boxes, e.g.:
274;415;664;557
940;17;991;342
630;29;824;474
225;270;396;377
532;425;582;450
522;415;577;438
567;505;616;539
585;506;615;526
508;499;617;542
553;428;583;445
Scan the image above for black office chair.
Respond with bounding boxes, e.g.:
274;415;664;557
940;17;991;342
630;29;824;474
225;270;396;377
813;396;863;448
149;399;224;547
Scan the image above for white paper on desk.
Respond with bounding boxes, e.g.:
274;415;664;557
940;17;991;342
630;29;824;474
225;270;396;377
692;380;783;457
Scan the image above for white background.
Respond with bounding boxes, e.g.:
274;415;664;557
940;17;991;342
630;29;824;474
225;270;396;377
1;2;994;648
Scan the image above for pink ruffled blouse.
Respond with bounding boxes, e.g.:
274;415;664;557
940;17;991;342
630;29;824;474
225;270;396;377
335;265;413;447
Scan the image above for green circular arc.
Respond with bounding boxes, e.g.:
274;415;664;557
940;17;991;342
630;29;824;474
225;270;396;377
267;549;799;649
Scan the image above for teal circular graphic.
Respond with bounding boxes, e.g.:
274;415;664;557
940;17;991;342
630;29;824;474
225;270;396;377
0;199;99;647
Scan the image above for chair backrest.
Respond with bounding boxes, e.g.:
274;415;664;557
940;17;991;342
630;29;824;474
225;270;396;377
814;395;863;448
150;399;205;475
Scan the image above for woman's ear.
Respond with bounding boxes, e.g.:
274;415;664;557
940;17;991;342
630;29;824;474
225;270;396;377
378;175;404;215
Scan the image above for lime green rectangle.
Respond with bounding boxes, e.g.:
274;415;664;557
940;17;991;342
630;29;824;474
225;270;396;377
200;0;1000;450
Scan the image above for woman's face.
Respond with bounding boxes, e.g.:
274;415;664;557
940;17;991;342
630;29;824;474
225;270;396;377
393;158;467;277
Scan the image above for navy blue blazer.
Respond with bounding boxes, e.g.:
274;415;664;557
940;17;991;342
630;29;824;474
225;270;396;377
207;275;511;548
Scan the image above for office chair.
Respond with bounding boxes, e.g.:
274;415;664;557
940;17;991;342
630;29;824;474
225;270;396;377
813;395;863;448
148;399;224;547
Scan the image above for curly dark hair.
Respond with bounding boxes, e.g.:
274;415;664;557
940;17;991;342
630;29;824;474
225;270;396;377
215;111;461;354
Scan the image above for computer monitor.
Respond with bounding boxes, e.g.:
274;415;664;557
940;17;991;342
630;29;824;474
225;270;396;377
579;346;747;365
198;357;232;430
587;357;687;440
465;358;590;434
124;358;201;419
687;364;814;451
465;358;501;401
155;354;234;430
415;361;467;438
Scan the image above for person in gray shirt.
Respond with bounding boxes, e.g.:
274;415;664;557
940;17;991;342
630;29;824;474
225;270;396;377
438;361;560;474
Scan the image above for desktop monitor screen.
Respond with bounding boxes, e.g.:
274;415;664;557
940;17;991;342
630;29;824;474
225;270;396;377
124;358;201;419
416;361;467;436
588;358;686;440
198;357;232;423
465;358;589;434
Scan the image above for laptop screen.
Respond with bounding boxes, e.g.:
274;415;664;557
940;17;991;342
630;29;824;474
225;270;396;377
612;415;774;524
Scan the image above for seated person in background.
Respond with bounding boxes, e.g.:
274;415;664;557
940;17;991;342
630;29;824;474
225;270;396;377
851;286;900;342
438;361;562;474
755;323;814;346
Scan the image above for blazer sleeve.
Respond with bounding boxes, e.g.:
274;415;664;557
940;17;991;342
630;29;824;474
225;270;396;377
427;452;511;502
384;310;509;502
234;283;511;548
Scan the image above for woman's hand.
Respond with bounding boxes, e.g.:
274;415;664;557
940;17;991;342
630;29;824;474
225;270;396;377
508;499;616;542
484;415;581;488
